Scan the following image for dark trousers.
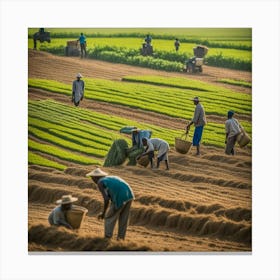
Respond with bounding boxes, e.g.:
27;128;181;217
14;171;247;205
80;43;87;58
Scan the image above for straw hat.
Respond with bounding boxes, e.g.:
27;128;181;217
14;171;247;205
56;194;78;205
86;168;108;177
76;73;83;78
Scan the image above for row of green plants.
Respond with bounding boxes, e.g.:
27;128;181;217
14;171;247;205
29;139;101;165
217;79;252;88
121;75;251;96
28;151;66;170
28;78;252;118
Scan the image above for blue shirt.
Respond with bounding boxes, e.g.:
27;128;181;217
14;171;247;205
78;34;86;44
98;176;135;209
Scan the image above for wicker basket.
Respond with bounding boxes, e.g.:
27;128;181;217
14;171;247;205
175;133;192;154
66;205;88;229
137;155;150;167
237;129;251;148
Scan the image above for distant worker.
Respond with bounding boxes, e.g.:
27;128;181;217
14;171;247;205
86;168;135;240
77;32;87;58
145;34;152;46
48;194;78;229
138;137;170;170
131;128;152;148
72;73;85;107
174;38;180;51
186;97;207;155
225;110;242;155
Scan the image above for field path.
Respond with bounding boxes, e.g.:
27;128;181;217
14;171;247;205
28;49;251;93
28;49;252;252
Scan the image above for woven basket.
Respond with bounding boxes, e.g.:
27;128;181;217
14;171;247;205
137;155;149;167
66;205;88;229
237;129;251;148
175;132;192;154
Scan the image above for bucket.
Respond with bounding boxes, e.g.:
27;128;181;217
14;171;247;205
237;130;251;148
137;155;150;167
175;132;192;154
66;205;88;229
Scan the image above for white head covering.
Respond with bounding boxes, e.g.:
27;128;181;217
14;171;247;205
56;194;78;205
86;168;108;177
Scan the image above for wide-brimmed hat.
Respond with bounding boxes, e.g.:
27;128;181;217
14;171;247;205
192;97;200;102
76;73;83;78
131;128;141;132
86;168;108;177
56;194;78;205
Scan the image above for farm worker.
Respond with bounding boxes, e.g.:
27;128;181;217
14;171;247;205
72;73;85;107
186;97;207;156
145;34;152;46
77;32;87;58
131;128;152;148
174;38;180;51
48;194;78;229
225;110;242;155
138;138;170;170
86;168;135;240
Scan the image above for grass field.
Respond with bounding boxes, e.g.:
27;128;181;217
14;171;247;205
28;27;252;42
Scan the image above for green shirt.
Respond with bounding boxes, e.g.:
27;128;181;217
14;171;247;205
99;176;135;209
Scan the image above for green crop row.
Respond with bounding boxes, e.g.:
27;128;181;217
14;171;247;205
29;125;108;157
122;75;251;96
29;117;110;153
28;78;251;119
28;151;66;170
29;139;101;165
217;79;252;88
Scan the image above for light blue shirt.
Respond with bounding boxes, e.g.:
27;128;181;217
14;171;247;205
78;34;86;44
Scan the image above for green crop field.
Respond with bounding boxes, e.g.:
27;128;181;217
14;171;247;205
28;28;252;71
29;98;248;171
28;74;251;170
28;77;252;118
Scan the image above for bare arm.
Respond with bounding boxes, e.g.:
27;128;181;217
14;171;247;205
97;181;110;219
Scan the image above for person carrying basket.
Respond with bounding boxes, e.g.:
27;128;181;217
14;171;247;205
186;97;207;155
